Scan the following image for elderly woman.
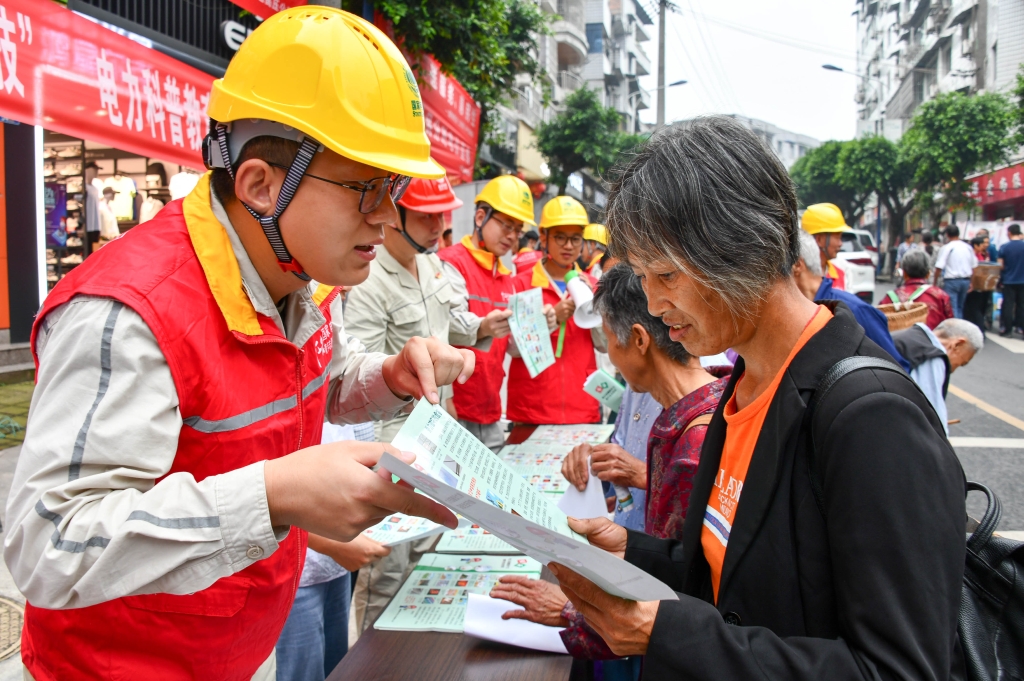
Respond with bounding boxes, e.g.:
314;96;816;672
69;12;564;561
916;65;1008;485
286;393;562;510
491;265;729;664
544;116;965;680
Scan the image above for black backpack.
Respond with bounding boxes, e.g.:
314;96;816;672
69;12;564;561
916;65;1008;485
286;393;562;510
808;356;1024;681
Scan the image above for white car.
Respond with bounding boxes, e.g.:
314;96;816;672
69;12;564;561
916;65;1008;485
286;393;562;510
833;230;878;304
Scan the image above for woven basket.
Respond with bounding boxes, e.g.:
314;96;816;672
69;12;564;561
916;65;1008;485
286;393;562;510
877;302;930;332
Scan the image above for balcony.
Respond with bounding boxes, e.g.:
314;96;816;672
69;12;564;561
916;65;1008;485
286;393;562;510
511;88;544;128
627;35;651;76
557;70;584;91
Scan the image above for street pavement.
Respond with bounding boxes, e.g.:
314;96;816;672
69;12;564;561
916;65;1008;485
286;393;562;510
874;280;1024;532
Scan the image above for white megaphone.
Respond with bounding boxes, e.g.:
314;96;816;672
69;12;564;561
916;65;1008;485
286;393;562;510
564;270;603;329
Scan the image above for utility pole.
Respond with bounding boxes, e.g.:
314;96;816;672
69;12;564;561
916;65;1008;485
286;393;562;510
656;0;667;129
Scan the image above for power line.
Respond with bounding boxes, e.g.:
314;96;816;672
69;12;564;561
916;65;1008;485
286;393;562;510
669;13;730;113
684;0;745;114
684;9;858;62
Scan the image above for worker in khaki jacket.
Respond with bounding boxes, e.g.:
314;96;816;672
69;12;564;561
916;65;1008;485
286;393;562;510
344;175;477;632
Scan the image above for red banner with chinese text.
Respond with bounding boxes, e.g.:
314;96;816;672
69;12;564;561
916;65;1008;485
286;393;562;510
226;0;306;21
0;0;214;170
416;54;481;184
372;15;481;184
968;163;1024;206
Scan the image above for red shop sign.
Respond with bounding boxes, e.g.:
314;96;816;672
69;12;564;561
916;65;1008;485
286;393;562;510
417;54;481;184
968;163;1024;206
226;0;306;21
0;0;214;170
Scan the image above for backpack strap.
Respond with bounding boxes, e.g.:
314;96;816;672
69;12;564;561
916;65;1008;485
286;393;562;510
682;413;714;435
885;290;901;305
907;285;930;302
806;356;911;519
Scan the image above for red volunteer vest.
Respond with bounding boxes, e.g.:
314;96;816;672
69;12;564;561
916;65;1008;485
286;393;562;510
437;238;515;424
22;175;339;681
505;263;600;425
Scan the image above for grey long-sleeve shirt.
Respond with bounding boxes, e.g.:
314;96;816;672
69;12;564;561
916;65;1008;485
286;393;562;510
4;191;411;610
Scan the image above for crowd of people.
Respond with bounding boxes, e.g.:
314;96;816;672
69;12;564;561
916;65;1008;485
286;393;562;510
0;7;990;681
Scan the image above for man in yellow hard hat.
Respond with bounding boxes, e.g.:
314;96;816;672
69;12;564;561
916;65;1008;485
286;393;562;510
507;196;605;425
6;9;469;680
801;202;851;291
580;223;609;278
438;174;548;451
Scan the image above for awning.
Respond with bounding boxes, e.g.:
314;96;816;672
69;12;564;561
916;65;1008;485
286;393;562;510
0;0;214;170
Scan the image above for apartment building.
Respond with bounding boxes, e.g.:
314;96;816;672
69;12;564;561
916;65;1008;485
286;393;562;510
855;0;1024;140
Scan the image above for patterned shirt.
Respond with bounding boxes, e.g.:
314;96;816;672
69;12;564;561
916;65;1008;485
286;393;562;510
559;369;730;659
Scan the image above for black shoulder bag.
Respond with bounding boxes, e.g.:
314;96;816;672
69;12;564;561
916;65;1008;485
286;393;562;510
808;356;1024;681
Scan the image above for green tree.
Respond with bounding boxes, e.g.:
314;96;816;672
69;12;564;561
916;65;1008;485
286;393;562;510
368;0;549;138
535;88;640;195
789;140;870;225
901;91;1015;216
837;136;916;245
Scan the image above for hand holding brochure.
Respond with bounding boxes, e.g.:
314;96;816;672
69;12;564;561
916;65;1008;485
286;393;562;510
508;288;555;378
382;400;677;602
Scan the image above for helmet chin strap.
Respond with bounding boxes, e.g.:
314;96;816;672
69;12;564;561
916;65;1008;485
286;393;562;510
397;206;433;254
214;122;316;282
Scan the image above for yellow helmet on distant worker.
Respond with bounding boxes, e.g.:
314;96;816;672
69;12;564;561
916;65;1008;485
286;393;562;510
801;203;852;235
540;196;589;229
474;175;536;225
207;6;443;179
583;223;608;245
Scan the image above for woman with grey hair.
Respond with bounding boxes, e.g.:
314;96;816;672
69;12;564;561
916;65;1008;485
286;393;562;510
546;116;966;681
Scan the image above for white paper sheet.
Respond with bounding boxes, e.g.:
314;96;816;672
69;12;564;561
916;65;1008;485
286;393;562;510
361;513;461;547
464;593;569;654
557;467;608;520
383;400;678;602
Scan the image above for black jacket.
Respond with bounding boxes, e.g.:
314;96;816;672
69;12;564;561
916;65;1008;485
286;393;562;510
627;303;966;681
893;324;951;396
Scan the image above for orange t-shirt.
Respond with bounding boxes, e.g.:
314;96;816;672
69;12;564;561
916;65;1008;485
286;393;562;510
701;306;833;602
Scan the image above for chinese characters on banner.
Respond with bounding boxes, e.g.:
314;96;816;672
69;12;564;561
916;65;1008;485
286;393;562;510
0;0;213;170
968;163;1024;206
416;55;482;184
225;0;306;21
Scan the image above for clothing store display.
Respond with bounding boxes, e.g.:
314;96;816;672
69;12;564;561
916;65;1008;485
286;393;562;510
169;171;200;200
103;175;138;221
98;199;119;239
139;196;165;224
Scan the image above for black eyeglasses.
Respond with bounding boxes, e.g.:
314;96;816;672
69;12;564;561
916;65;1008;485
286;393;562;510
269;163;411;214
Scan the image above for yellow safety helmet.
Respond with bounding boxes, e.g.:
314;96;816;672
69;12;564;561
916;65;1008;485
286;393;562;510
801;203;852;235
583;223;608;246
539;196;589;229
474;175;536;226
207;6;442;180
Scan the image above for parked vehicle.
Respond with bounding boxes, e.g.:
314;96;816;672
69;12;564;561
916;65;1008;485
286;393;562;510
833;230;877;304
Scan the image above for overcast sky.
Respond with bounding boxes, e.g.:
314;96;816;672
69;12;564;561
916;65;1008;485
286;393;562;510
637;1;859;142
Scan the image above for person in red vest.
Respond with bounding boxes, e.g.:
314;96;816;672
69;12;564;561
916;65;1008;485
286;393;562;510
507;196;605;425
4;9;468;681
513;228;543;271
438;174;542;451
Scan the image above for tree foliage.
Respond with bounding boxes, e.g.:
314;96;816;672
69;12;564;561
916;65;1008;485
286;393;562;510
836;136;916;241
1014;64;1024;146
789;141;870;224
369;0;549;139
900;91;1015;211
535;88;641;195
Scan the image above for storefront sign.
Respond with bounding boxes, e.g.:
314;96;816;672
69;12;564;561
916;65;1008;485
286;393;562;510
417;54;481;184
221;20;252;52
0;0;214;169
968;163;1024;206
226;0;306;21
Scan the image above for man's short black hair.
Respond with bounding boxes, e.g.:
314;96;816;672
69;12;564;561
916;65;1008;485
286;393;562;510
1009;224;1022;236
971;236;988;248
592;264;691;365
922;232;934;244
945;225;960;238
210;136;301;204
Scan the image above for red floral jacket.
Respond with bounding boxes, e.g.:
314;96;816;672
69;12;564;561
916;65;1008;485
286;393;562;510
559;369;730;659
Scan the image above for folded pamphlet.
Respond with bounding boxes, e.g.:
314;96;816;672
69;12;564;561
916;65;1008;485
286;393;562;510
374;553;541;633
507;288;556;378
361;513;457;547
382;400;678;602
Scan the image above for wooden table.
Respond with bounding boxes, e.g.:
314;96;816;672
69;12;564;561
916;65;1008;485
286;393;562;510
328;423;577;680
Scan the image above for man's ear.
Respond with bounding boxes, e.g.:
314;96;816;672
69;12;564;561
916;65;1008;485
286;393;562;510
474;207;488;229
234;159;280;216
633;324;651;356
